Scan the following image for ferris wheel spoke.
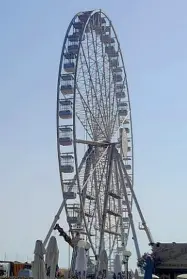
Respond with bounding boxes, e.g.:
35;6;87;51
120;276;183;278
98;145;115;256
86;147;109;227
75;146;109;254
77;86;104;137
76;65;107;139
80;44;109;138
74;155;97;256
89;25;109;130
76;56;106;139
113;157;127;248
108;221;119;258
115;149;141;259
93;148;110;227
80;150;93;226
100;36;109;125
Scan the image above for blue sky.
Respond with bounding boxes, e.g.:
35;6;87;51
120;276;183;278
0;0;187;269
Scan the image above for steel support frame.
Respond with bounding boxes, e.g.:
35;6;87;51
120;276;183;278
115;149;141;259
117;151;154;245
96;144;115;276
43;148;92;247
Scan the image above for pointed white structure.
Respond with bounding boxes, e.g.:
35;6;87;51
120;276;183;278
139;274;159;279
134;269;139;279
114;254;122;276
75;247;87;279
32;240;46;279
45;236;59;279
177;275;187;279
98;249;108;278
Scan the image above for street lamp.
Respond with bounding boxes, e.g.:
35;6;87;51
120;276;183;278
122;251;132;279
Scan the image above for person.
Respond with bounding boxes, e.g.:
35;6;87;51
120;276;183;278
18;263;32;278
54;223;82;248
54;224;73;247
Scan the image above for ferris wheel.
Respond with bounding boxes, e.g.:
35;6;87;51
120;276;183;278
44;9;153;274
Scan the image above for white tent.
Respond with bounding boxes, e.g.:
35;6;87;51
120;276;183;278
98;249;108;279
177;275;187;279
114;254;122;276
134;269;139;279
32;240;46;279
75;247;87;279
139;274;159;279
45;236;59;279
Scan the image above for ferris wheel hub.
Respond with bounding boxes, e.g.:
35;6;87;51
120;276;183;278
75;138;118;146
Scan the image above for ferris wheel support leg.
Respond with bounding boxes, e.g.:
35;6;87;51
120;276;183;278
43;201;65;247
117;152;154;245
43;149;91;247
114;158;127;249
116;151;141;260
97;144;115;272
81;150;93;212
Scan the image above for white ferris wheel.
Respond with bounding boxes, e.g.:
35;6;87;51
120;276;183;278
44;9;153;274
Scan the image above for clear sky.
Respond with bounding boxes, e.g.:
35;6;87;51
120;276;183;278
0;0;187;270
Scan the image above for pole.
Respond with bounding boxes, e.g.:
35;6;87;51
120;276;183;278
126;259;128;279
68;231;71;269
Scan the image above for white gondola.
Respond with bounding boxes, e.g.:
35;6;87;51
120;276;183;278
64;52;76;60
102;26;110;34
61;74;74;81
60;75;74;94
59;99;73;119
59;126;73;146
68;32;80;42
60;84;73;95
63;179;73;191
122;217;129;222
94;16;106;35
69;32;85;43
63;179;76;200
68;44;79;54
113;67;122;73
105;46;118;58
115;84;124;90
66;204;81;224
116;91;126;99
63;192;76;200
100;34;115;44
64;62;75;73
73;21;83;30
125;164;131;170
123;223;130;229
113;74;123;83
109;58;119;68
125;127;130;133
60;153;74;173
118;102;128;116
78;11;92;22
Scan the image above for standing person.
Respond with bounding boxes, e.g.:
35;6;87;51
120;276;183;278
54;224;83;277
54;224;73;247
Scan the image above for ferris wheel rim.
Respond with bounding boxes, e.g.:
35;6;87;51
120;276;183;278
56;9;134;265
